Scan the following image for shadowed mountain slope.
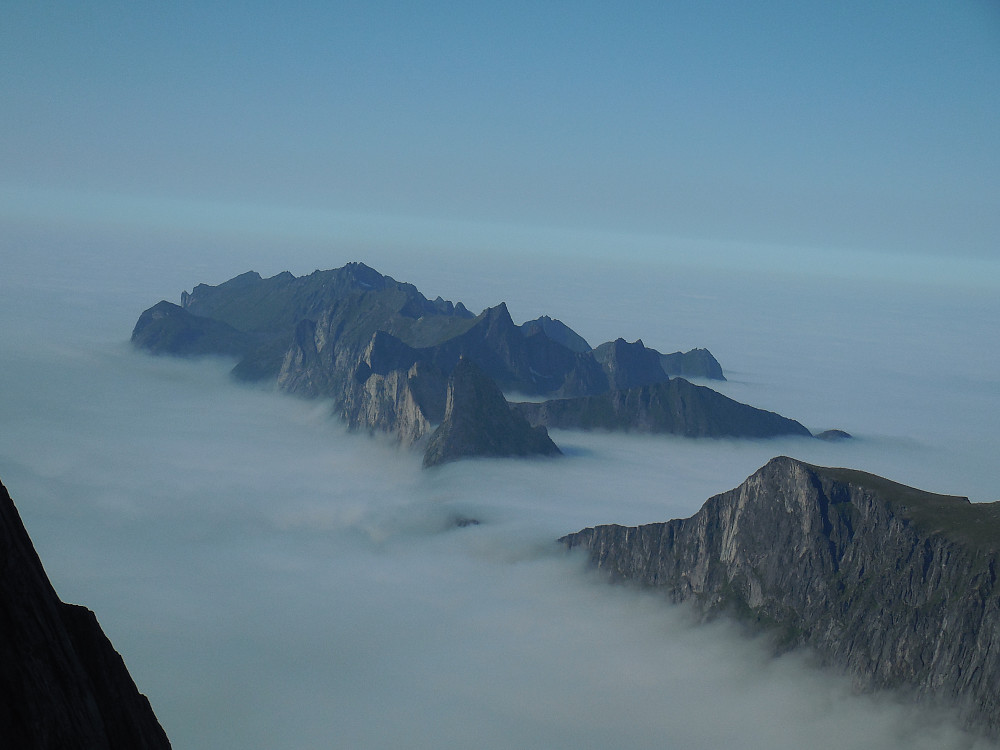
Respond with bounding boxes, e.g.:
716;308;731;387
423;358;561;467
0;478;171;749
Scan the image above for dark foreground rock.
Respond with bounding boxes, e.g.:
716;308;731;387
0;478;171;749
561;457;1000;737
514;378;813;439
423;358;561;467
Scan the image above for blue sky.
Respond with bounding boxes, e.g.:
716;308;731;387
2;1;998;269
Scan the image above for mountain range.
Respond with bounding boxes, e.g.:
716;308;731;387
132;263;823;464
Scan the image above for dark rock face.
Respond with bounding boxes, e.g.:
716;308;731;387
0;479;171;749
561;457;1000;736
423;358;561;468
514;378;812;439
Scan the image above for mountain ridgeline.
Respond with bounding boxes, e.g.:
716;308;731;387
562;457;1000;737
132;263;818;465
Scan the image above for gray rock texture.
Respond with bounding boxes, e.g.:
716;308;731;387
561;456;1000;736
423;358;561;467
0;478;171;749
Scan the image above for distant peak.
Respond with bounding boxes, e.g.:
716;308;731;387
480;302;514;325
345;261;375;272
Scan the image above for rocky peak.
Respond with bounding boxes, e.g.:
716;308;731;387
562;456;1000;737
519;315;592;353
422;358;561;468
658;347;726;381
592;338;669;391
340;261;386;290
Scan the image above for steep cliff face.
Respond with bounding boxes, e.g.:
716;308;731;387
0;479;171;749
423;358;561;467
561;457;1000;735
340;352;448;446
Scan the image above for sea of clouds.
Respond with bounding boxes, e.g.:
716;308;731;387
1;220;998;749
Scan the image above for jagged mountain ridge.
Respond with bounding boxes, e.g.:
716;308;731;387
0;478;171;749
133;263;723;397
132;263;815;461
561;457;1000;736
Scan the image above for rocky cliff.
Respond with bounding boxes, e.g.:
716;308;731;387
514;378;813;438
561;457;1000;736
337;332;448;446
0;478;171;749
423;358;561;467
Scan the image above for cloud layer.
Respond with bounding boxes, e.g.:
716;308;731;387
1;234;997;749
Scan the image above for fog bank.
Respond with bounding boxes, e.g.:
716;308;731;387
1;231;997;748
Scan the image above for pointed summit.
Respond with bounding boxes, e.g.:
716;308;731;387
423;358;561;467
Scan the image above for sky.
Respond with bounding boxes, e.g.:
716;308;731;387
2;3;1000;749
2;1;999;276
